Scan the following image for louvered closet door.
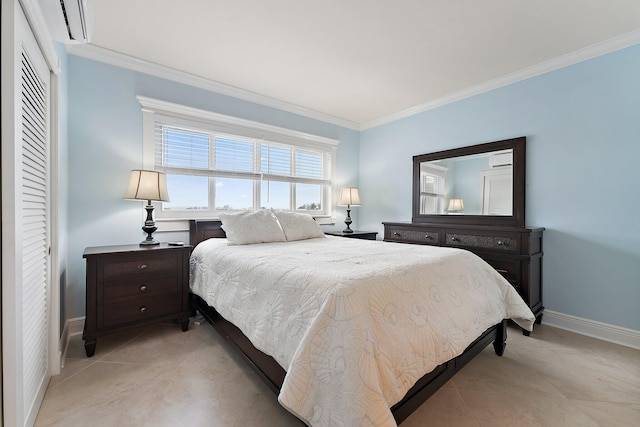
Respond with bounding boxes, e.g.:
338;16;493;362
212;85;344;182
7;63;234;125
20;39;50;425
1;3;52;425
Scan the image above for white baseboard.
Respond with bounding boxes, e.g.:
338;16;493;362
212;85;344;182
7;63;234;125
60;316;85;368
57;313;637;368
543;310;640;350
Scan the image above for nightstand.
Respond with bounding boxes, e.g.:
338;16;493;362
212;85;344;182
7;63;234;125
82;243;193;357
325;230;378;240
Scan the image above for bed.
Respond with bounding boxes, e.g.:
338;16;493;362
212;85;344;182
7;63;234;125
188;217;535;426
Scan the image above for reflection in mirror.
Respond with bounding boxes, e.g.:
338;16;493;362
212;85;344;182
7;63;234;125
419;149;513;216
412;137;525;227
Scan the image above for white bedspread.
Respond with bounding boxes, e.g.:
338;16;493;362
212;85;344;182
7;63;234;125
190;237;535;427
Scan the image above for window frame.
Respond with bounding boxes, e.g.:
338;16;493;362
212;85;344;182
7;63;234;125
419;164;447;214
139;96;339;222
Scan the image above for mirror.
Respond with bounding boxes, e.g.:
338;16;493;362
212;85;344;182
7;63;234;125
412;137;525;227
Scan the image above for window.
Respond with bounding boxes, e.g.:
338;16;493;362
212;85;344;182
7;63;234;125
419;164;446;214
139;97;339;220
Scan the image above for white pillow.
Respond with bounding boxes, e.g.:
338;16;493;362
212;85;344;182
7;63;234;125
272;210;325;241
219;210;286;245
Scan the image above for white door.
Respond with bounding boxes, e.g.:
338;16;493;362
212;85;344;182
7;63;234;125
481;167;513;216
2;1;52;425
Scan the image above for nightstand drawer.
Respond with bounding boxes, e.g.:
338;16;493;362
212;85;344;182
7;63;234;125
444;231;519;253
101;252;179;280
102;273;179;302
98;293;180;328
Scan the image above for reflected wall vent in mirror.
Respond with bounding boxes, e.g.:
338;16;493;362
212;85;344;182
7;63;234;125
490;151;513;167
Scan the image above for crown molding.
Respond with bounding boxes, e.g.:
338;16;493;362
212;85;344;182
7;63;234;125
66;43;361;131
361;29;640;130
67;29;640;132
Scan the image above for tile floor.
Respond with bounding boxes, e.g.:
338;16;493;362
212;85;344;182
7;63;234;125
35;320;640;426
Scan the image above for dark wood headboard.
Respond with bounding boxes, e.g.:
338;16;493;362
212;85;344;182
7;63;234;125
189;220;227;246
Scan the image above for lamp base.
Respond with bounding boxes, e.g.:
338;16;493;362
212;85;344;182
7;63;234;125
343;208;354;233
140;224;160;246
140;203;160;245
140;237;160;246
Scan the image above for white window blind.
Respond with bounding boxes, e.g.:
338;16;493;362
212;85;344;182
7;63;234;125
140;97;339;219
160;126;209;170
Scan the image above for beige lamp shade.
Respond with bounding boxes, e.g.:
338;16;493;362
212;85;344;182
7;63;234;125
123;170;170;202
447;198;464;211
338;187;361;206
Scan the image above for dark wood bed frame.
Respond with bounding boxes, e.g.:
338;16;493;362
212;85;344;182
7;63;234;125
188;219;507;425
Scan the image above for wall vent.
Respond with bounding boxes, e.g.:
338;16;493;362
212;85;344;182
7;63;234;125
59;0;88;42
489;152;513;168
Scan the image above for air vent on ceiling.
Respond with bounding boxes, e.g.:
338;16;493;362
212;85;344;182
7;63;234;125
59;0;88;42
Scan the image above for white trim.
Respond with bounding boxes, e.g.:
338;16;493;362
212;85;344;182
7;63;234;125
543;310;640;350
18;0;60;74
67;31;639;131
48;69;61;377
361;29;640;130
138;96;340;149
67;43;360;130
153;215;334;235
60;317;85;368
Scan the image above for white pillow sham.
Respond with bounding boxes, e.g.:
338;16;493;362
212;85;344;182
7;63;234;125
219;209;286;245
272;210;325;241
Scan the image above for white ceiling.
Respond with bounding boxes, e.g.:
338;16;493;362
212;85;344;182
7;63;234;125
79;0;640;128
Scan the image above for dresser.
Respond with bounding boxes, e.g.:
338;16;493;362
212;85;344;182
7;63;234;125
82;243;193;357
383;222;544;332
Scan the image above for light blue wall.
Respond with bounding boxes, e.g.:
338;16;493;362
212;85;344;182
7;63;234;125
66;55;359;319
65;45;639;331
360;44;640;330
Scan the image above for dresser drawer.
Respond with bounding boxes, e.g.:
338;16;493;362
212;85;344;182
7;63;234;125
385;225;440;245
101;252;180;280
482;258;521;292
444;231;519;253
98;293;180;328
102;273;179;302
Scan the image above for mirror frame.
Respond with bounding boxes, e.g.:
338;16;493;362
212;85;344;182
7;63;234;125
412;136;526;227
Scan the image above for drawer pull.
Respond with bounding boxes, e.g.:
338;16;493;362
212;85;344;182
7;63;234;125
138;264;148;270
140;285;147;292
495;269;509;274
393;231;400;236
496;240;505;246
424;234;432;240
140;306;147;313
451;237;458;242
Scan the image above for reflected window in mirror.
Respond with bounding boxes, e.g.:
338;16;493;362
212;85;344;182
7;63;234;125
419;164;446;214
419;149;513;216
